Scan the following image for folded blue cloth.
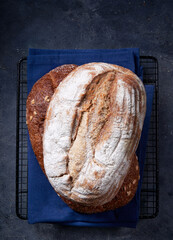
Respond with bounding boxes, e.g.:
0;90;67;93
27;48;154;227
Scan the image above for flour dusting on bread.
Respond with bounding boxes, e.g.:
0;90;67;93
43;62;146;207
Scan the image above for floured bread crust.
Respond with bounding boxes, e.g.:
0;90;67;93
60;154;140;213
43;62;146;208
26;64;78;172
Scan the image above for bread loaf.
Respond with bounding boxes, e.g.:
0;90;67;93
42;62;146;212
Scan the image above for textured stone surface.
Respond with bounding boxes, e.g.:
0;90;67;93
0;0;173;239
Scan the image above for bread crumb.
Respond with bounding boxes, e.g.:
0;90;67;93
136;165;139;171
30;116;33;121
123;186;126;191
26;120;28;124
45;96;50;102
129;183;131;188
127;191;131;196
31;99;35;105
33;110;37;115
133;179;136;184
138;175;140;180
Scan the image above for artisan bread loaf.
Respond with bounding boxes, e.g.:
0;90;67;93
26;64;78;172
43;62;146;212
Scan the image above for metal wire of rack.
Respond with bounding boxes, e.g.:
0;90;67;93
139;57;159;219
16;57;28;219
16;56;159;220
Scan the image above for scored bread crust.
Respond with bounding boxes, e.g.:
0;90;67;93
26;64;78;172
43;63;146;210
60;154;140;213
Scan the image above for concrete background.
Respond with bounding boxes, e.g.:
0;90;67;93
0;0;173;239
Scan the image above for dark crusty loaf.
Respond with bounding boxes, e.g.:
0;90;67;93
27;63;145;214
26;64;78;173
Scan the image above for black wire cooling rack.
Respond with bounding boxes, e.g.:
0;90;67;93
16;56;159;220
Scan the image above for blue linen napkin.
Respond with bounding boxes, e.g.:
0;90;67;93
27;48;154;227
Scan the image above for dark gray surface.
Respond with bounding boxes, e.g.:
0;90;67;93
0;0;173;239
